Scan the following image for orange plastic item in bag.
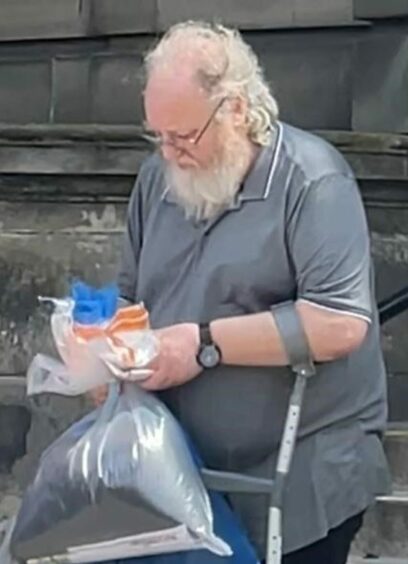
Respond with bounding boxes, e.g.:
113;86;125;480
73;305;150;369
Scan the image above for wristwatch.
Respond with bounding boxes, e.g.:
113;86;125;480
196;323;222;369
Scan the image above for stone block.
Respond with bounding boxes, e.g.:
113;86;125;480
0;406;30;473
0;0;86;41
386;374;408;422
247;30;354;129
90;55;144;124
0;60;51;123
0;144;145;175
384;429;408;489
369;231;408;376
353;501;408;559
366;201;408;389
0;25;359;129
355;0;408;19
52;57;92;123
157;0;354;31
91;0;156;34
353;28;408;133
0;201;126;375
293;0;354;26
13;394;91;488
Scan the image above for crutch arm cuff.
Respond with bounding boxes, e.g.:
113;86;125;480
271;301;316;377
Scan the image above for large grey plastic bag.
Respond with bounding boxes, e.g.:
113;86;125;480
11;382;231;562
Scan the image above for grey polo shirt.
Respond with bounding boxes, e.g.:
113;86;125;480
118;122;391;557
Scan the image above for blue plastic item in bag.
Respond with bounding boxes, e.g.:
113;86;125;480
71;280;119;325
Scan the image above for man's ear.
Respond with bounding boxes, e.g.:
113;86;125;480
229;95;248;127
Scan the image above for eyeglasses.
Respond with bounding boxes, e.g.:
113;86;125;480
143;96;228;149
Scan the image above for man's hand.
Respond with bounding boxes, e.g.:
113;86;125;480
140;323;202;391
87;384;109;406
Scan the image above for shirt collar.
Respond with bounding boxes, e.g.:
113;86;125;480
236;121;282;204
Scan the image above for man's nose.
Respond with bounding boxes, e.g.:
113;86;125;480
161;142;181;162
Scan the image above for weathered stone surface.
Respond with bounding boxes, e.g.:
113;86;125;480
0;406;30;473
0;60;51;123
353;500;408;559
351;427;408;558
386;374;408;422
0;201;127;375
0;0;358;43
0;144;144;175
91;0;157;35
349;557;407;563
0;379;26;407
293;0;354;26
353;27;408;133
0;24;361;129
354;0;408;19
90;55;145;124
0;173;134;202
384;429;408;489
0;7;405;135
157;0;354;30
13;393;92;488
0;0;86;41
370;231;408;375
52;57;92;123
247;29;355;129
0;493;20;522
0;379;92;490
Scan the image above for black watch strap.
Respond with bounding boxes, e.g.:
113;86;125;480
199;323;213;346
197;323;222;368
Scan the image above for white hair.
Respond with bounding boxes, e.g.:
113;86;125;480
144;21;279;146
165;132;252;220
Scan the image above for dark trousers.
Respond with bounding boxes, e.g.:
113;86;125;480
265;511;364;564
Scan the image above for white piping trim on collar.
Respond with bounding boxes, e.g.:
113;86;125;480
161;185;170;201
263;121;283;200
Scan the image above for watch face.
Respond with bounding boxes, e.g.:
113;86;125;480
199;345;220;369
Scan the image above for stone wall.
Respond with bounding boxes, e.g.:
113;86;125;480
0;6;406;132
0;0;355;41
1;1;408;525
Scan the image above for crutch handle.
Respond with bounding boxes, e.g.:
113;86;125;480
201;468;274;494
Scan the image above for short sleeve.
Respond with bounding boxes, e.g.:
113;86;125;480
287;173;372;321
117;178;143;302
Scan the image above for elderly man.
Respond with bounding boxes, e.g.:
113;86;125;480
118;21;390;564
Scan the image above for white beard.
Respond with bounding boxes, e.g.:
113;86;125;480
165;143;249;221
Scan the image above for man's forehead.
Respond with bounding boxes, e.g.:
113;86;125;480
145;66;204;98
144;72;211;126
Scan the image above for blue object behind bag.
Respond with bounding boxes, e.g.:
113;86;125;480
111;437;259;564
71;280;119;325
11;384;259;563
113;488;260;564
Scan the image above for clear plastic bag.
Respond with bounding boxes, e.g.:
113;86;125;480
11;383;230;562
12;284;232;562
27;295;158;396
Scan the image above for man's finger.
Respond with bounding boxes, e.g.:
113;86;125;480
87;385;108;406
139;370;168;391
116;368;154;382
